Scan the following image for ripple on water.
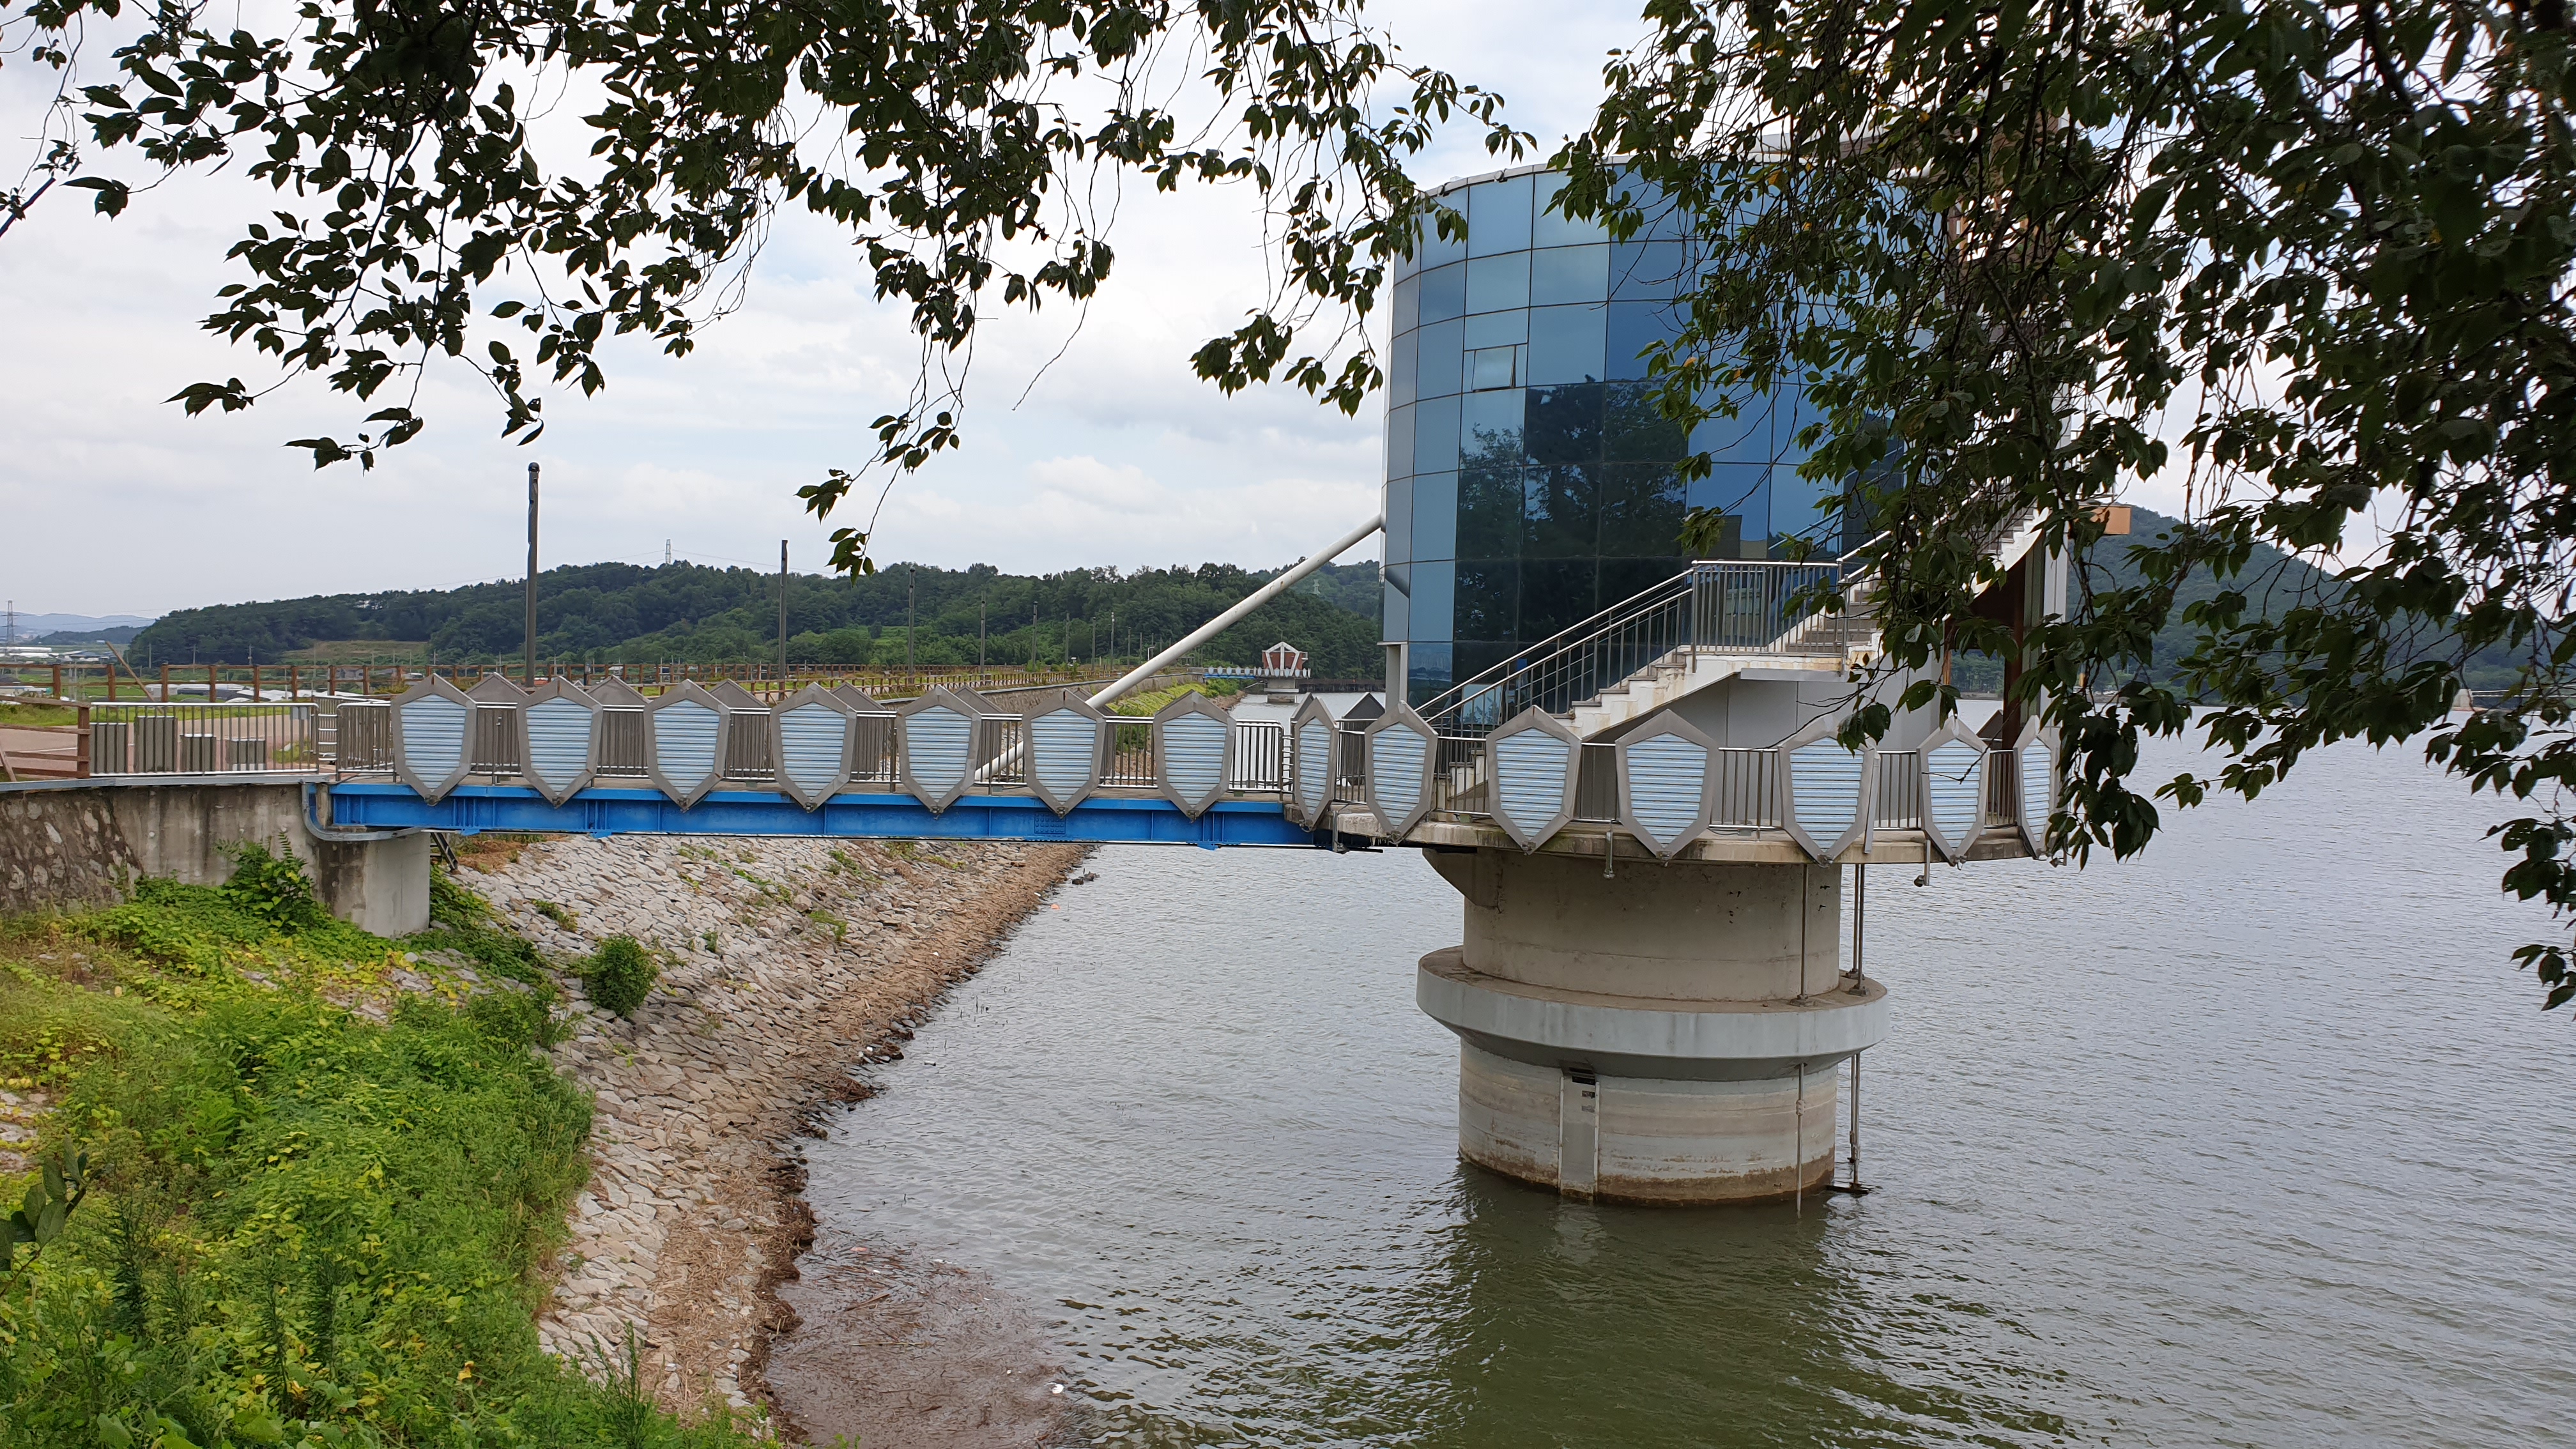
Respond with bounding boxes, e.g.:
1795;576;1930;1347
794;733;2574;1448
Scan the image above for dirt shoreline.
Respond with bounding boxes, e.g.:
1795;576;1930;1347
467;832;1088;1435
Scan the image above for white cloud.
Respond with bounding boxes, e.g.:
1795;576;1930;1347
0;0;1640;617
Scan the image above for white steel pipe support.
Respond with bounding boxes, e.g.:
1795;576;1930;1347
1087;512;1383;711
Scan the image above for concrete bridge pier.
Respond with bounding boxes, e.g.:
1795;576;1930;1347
1416;848;1887;1205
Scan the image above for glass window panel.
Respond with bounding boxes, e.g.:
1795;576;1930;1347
1454;561;1519;641
1526;305;1607;387
1467;172;1535;256
1464;310;1528;349
1408;561;1455;643
1524;383;1605;465
1411;471;1459;561
1383;470;1414;565
1688;463;1772;546
1522;463;1601;559
1607;300;1686;381
1690;395;1776;467
1530;244;1609;305
1418;206;1467;270
1611;172;1689;241
1385;404;1414;484
1457;461;1522;558
1468;345;1522;392
1465;252;1530;315
1610;241;1686;302
1534;172;1609;247
1390;330;1418;408
1452;640;1512;697
1774;383;1825;463
1600;557;1685;613
1462;388;1522;462
1393;274;1420;334
1412;395;1461;476
1770;459;1834;546
1381;564;1410;642
1598;461;1688;556
1414;318;1463;400
1406;641;1454;709
1604;381;1688;461
1420;262;1466;324
1518;560;1599;641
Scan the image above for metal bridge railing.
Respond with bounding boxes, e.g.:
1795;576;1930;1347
1231;721;1289;792
88;703;319;777
1418;559;1853;732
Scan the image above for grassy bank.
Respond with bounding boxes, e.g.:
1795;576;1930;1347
0;846;756;1448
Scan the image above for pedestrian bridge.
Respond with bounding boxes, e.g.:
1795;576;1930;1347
286;671;2049;868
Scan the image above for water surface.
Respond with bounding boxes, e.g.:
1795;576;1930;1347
800;734;2572;1446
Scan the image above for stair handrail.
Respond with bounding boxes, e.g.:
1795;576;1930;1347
1414;556;1852;732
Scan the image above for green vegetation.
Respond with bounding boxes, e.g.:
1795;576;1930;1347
1103;678;1246;717
577;939;657;1020
0;703;79;728
128;559;1384;680
0;844;755;1446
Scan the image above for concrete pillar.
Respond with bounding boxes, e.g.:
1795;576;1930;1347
1418;848;1887;1204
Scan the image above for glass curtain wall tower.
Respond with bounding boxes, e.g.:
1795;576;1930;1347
1381;164;1845;708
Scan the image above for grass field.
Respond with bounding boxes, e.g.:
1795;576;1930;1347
0;846;760;1448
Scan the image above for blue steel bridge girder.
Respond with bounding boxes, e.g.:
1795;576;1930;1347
323;782;1329;850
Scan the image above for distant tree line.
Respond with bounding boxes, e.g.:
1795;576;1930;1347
128;560;1386;677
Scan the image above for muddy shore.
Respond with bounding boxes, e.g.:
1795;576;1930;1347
467;832;1085;1436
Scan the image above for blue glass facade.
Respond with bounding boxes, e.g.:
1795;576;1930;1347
1381;166;1836;707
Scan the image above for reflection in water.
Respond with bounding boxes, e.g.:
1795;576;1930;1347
794;735;2575;1447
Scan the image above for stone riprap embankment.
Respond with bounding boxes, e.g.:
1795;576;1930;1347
465;833;1084;1420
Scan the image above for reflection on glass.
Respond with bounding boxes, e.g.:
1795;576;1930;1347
1604;382;1687;463
1415;318;1464;401
1381;564;1409;640
1408;560;1455;643
1390;330;1418;408
1384;404;1414;489
1468;346;1522;392
1413;395;1462;477
1527;305;1607;387
1464;309;1528;349
1384;468;1414;564
1607;300;1685;381
1610;240;1685;302
1598;463;1687;556
1457;453;1522;558
1411;472;1459;562
1524;383;1606;466
1535;171;1610;247
1393;273;1420;334
1420;262;1466;324
1466;252;1531;315
1519;558;1598;639
1531;244;1609;305
1522;464;1600;559
1462;390;1522;457
1454;561;1519;641
1406;641;1453;703
1466;172;1535;256
1690;464;1772;543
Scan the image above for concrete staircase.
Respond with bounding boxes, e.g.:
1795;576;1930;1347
1561;586;1878;738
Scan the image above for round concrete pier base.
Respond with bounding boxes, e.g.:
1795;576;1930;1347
1419;848;1888;1204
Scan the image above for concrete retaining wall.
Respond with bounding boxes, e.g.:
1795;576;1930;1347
0;779;429;935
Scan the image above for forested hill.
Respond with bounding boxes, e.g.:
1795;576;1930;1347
130;559;1386;677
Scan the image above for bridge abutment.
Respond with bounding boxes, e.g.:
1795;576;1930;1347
1418;848;1886;1204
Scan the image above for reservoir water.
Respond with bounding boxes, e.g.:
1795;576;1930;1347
795;732;2573;1446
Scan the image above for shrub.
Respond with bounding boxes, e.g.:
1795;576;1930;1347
218;834;326;931
581;937;658;1018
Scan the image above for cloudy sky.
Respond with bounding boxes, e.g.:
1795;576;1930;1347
0;1;1659;620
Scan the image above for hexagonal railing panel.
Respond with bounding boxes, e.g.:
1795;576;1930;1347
1487;707;1580;852
1616;715;1717;859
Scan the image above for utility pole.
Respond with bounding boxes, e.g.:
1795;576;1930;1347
778;540;790;696
978;599;986;674
906;567;916;671
524;462;540;686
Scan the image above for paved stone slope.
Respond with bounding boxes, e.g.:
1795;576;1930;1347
466;832;1084;1420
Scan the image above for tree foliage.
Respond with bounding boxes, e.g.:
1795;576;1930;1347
1563;0;2576;1008
1;0;1516;569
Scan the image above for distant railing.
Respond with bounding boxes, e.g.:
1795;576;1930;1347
1873;750;1922;831
1984;746;2020;827
1574;742;1621;822
1418;559;1852;732
1710;747;1782;829
1332;724;1370;804
1231;721;1289;791
88;703;318;777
